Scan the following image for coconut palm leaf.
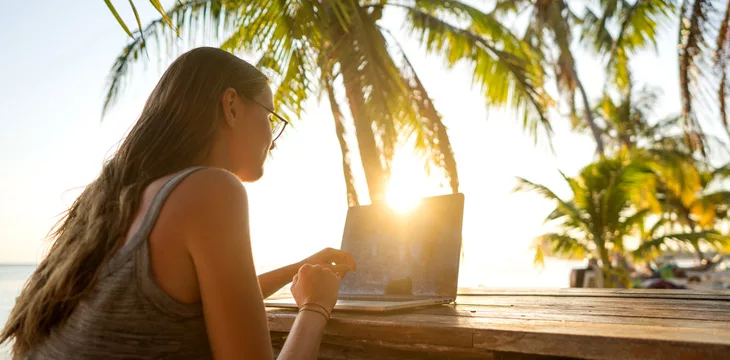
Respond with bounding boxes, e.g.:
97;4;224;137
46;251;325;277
582;0;675;92
620;208;652;238
515;177;594;235
533;232;591;267
717;0;730;134
107;0;178;37
103;0;238;116
678;0;716;153
381;27;459;191
635;230;730;256
496;0;605;153
106;0;134;38
401;5;554;143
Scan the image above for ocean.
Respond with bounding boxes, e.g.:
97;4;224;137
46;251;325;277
0;265;35;358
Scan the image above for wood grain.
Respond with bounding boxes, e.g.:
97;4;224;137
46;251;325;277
456;288;730;300
266;289;730;359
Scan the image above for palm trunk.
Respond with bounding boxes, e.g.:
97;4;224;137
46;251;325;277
326;81;360;207
596;237;611;288
683;211;705;262
576;76;605;156
341;61;388;204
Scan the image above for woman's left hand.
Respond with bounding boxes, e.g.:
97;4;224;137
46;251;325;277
300;248;357;279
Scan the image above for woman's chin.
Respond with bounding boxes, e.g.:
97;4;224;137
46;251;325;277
236;167;264;183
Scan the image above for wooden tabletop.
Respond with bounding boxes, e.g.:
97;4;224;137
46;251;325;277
266;289;730;360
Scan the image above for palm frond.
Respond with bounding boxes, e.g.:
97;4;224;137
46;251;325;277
711;162;730;179
103;0;238;116
716;0;730;136
635;230;730;256
535;232;591;262
402;5;554;144
621;208;652;236
272;45;314;119
329;3;417;200
613;0;674;91
343;6;413;171
678;0;714;153
514;176;593;234
383;29;459;192
106;0;134;37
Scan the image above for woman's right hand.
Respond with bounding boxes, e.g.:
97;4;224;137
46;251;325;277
290;264;340;312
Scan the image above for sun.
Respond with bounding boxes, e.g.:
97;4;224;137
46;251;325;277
384;151;430;213
386;181;421;213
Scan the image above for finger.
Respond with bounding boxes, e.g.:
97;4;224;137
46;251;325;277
292;274;299;285
332;249;357;271
320;264;351;279
331;264;352;276
299;263;314;273
328;249;355;270
319;263;349;273
321;267;342;280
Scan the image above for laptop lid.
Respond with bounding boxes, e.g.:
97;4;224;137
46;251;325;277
338;193;465;299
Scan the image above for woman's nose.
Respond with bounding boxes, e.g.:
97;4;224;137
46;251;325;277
269;142;276;151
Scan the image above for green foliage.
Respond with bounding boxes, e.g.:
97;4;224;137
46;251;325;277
102;0;565;204
103;1;730;274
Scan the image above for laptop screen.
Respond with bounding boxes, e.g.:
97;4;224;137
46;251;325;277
338;193;464;299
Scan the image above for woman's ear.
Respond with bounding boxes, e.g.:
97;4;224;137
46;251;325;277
220;88;239;128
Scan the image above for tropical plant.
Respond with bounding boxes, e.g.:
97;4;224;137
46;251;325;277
491;0;671;156
577;83;713;155
492;0;607;155
515;151;655;280
580;0;676;94
633;159;730;262
103;0;555;205
677;0;730;152
572;80;730;264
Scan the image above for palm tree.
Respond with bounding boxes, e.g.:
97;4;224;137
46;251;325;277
677;0;730;152
515;150;656;286
103;0;553;205
633;158;730;262
572;80;730;264
580;0;675;93
493;0;606;155
493;0;676;155
579;83;708;154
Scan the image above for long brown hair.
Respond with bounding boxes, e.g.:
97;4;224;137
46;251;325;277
0;47;268;357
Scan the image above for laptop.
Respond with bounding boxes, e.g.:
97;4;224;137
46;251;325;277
265;193;465;312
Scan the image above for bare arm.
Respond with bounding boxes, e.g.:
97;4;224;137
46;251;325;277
259;248;357;299
183;170;272;360
277;311;327;359
258;262;302;299
180;169;335;360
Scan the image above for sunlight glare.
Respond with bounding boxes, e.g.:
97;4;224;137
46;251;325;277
385;151;430;213
386;181;421;213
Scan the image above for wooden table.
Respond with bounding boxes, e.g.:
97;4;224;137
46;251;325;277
266;289;730;360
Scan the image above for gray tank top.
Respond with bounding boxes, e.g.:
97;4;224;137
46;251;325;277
30;167;212;359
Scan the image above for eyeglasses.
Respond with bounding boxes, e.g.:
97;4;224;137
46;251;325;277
249;98;289;142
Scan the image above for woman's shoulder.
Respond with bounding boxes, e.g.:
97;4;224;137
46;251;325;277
163;167;249;231
177;167;246;196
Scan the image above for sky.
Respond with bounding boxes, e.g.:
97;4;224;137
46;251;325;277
0;1;689;287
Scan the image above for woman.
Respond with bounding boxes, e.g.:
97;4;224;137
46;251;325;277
0;47;356;359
